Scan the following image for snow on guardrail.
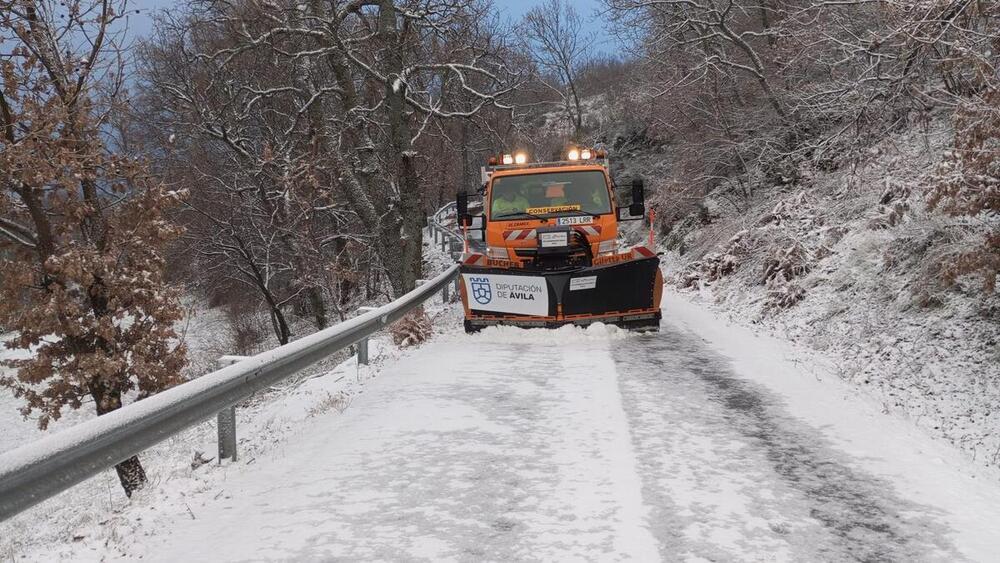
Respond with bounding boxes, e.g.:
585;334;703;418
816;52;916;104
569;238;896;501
0;264;459;521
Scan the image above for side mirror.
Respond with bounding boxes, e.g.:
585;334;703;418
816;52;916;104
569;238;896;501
629;177;645;217
466;216;485;240
456;191;470;227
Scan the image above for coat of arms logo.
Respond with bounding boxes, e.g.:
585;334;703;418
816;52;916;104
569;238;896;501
470;277;492;305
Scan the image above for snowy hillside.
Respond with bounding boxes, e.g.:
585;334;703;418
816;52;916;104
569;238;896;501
645;117;1000;469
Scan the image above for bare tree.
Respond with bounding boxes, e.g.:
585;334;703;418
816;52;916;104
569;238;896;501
143;0;519;300
522;0;589;137
607;0;787;120
605;0;999;295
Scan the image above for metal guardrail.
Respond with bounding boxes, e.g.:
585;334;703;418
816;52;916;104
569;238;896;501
0;264;460;522
428;200;483;256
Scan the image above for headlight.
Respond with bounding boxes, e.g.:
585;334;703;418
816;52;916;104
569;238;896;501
487;247;509;259
567;149;580;161
598;239;617;256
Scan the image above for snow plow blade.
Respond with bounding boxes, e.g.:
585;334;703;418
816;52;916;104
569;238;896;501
459;253;663;333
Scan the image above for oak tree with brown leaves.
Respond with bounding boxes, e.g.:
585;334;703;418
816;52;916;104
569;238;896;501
0;0;187;496
926;3;1000;292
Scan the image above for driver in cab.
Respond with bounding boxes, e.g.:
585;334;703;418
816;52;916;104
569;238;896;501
492;190;530;216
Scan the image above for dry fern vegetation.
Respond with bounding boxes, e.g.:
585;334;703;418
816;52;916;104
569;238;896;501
390;308;434;349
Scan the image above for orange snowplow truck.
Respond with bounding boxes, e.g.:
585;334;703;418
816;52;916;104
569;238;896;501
456;148;663;333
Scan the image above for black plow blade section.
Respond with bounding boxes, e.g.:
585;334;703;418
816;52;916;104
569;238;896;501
560;257;660;317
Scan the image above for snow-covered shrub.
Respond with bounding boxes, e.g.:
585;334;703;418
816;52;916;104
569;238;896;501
758;192;812;228
676;230;755;287
928;88;1000;293
819;225;848;247
909;224;991;308
866;200;910;230
881;219;947;274
814;226;848;260
390;308;432;348
308;391;350;417
763;279;806;313
761;242;811;284
225;304;270;356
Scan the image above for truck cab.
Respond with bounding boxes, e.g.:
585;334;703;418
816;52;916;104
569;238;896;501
484;163;619;269
459;149;646;270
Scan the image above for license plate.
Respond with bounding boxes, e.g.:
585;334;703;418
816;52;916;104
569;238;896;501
556;216;591;226
539;232;569;248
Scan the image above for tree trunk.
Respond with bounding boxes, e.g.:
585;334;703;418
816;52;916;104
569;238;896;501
717;20;786;120
380;0;423;295
759;0;775;47
268;304;291;345
91;383;146;497
460;119;473;193
568;79;583;137
306;286;328;329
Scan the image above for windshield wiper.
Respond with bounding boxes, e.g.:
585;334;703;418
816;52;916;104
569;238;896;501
548;208;601;218
494;211;547;221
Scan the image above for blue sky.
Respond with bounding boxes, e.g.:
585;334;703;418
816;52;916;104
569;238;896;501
500;0;616;55
124;0;617;55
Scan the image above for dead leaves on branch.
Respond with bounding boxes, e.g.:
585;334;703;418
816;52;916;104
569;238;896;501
390;307;432;348
0;14;188;430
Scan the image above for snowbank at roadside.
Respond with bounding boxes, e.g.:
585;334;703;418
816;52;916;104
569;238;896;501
470;322;633;344
0;235;462;561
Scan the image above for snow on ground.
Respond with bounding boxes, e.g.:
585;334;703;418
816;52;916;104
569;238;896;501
660;290;1000;560
65;297;1000;562
0;318;440;561
130;325;663;562
5;229;999;561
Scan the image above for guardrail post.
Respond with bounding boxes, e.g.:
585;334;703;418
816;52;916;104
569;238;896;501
218;407;237;463
440;237;447;252
216;355;248;463
357;339;368;366
355;306;378;365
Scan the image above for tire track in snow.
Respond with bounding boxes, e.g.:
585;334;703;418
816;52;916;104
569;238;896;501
612;327;962;562
552;338;660;560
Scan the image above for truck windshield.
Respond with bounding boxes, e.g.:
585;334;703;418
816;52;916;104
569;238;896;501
490;171;612;218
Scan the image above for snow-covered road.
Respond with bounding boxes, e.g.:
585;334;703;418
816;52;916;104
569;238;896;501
128;296;1000;562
